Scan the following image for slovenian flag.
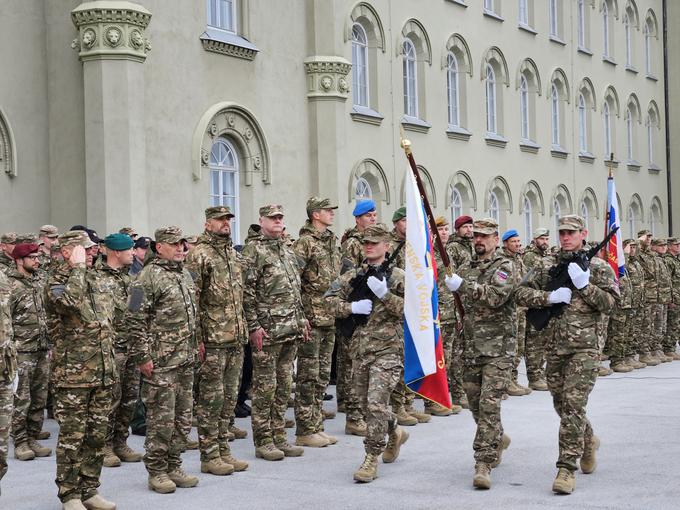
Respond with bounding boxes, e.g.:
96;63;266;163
606;175;625;279
403;168;451;408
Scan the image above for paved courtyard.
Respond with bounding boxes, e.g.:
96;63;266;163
3;361;680;509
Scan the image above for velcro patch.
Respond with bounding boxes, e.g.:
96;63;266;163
50;285;65;298
496;270;508;281
127;286;145;312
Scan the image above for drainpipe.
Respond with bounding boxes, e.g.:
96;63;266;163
663;0;673;234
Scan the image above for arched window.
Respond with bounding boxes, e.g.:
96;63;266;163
577;0;587;48
209;138;240;241
447;52;459;127
647;104;659;166
644;16;655;76
403;39;417;117
485;64;497;134
603;101;612;157
451;187;463;223
489;191;500;222
523;196;533;244
551;84;560;146
603;1;610;57
520;75;529;140
355;177;372;200
553;198;562;245
578;94;588;152
650;198;662;235
625;107;634;161
351;23;369;108
580;201;590;232
624;13;632;66
627;205;636;238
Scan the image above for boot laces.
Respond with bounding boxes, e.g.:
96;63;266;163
557;469;571;481
361;454;376;469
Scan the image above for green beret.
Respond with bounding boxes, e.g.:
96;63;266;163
392;207;406;222
104;233;134;251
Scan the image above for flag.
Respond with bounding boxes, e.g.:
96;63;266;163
606;175;625;279
403;168;451;408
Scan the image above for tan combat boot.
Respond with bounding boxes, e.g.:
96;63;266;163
657;350;673;363
345;419;367;436
638;353;659;366
507;380;532;396
102;446;121;467
14;442;35;461
82;493;116;510
382;426;409;463
27;438;52;457
353;453;378;483
424;402;454;416
228;424;247;439
552;468;576;494
322;408;336;420
491;434;511;468
113;442;142;463
255;443;285;461
295;433;329;448
318;431;338;445
627;356;646;369
185;438;199;450
473;462;492;489
665;351;680;361
610;361;633;373
275;439;304;457
147;473;176;494
406;406;431;423
396;407;418;426
201;457;234;476
221;453;249;471
597;364;613;377
580;435;600;474
62;499;87;510
37;430;51;440
529;379;549;391
167;467;199;488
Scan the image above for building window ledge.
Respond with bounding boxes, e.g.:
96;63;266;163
602;55;617;66
518;23;537;35
578;151;595;163
625;64;638;74
446;0;468;6
550;144;569;159
577;46;593;56
605;158;620;169
446;125;472;141
627;159;642;171
549;35;566;46
519;139;540;154
646;73;658;82
200;27;259;60
483;10;504;22
648;163;662;173
350;106;384;126
401;115;431;134
485;132;508;148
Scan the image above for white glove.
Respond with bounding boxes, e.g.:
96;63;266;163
351;299;373;315
445;274;463;292
568;262;590;290
548;287;572;304
367;276;388;299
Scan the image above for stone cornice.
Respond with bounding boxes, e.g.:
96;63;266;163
303;56;352;101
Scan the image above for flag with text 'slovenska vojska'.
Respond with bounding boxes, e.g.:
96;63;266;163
606;175;625;279
403;168;451;408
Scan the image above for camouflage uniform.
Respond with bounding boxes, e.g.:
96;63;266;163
662;247;680;355
128;236;198;477
653;245;672;355
605;265;633;366
185;226;248;463
293;216;341;437
7;268;50;447
434;248;459;404
637;243;661;355
0;233;16;276
626;248;646;358
243;220;307;448
502;247;528;383
0;272;15;485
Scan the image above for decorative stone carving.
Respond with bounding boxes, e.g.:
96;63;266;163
0;109;17;177
71;1;152;63
303;56;352;101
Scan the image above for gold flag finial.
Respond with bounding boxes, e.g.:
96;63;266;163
399;125;412;155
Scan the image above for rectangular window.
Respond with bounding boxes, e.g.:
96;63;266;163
549;0;558;36
519;0;528;25
208;0;236;33
577;0;586;47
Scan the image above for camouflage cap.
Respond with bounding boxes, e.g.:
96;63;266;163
667;237;680;245
637;229;652;237
623;238;638;247
39;224;59;238
154;226;185;244
15;233;39;244
0;232;17;244
185;235;199;244
58;230;96;249
435;216;449;227
472;218;499;235
651;238;668;246
533;227;550;239
259;204;284;217
205;206;235;220
306;197;338;212
558;215;585;231
362;224;391;243
118;227;137;237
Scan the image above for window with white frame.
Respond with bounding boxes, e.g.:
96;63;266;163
553;199;561;244
603;101;612;157
209;138;240;241
650;200;661;235
551;84;560;146
485;64;497;134
578;94;588;152
603;1;610;57
647;107;659;165
451;187;463;223
577;0;587;48
624;13;632;66
520;75;529;140
580;201;590;232
207;0;236;33
355;177;373;200
549;0;559;36
403;39;418;117
627;205;636;238
489;191;500;222
519;0;528;25
447;52;460;127
523;196;533;244
351;24;369;108
625;108;634;161
644;18;655;75
484;0;494;12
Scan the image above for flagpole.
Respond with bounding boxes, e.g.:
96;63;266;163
604;153;615;255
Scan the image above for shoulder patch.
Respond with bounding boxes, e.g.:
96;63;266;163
495;270;508;281
50;284;65;298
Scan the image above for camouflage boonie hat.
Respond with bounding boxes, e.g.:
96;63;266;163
558;215;585;231
667;237;679;245
58;230;96;249
119;227;137;237
651;238;668;246
435;216;449;227
16;233;39;244
259;204;284;217
39;225;59;238
637;229;652;237
205;206;235;220
1;232;17;244
472;218;498;235
154;226;185;244
533;227;550;238
362;224;391;243
306;197;337;212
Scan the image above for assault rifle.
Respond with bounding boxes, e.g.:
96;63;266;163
336;242;404;339
525;226;619;331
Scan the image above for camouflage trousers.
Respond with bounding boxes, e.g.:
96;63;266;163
141;363;193;476
106;351;140;446
295;326;335;437
54;385;112;503
11;350;49;445
545;351;598;472
443;323;466;403
641;303;658;354
196;344;243;461
390;379;415;412
0;380;11;482
606;308;632;364
251;340;297;447
512;308;527;381
463;357;511;464
629;307;645;356
651;304;668;353
354;352;401;456
666;305;680;353
335;333;363;422
525;323;547;383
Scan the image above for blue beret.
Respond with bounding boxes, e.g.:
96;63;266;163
104;233;134;251
502;229;519;242
353;199;376;217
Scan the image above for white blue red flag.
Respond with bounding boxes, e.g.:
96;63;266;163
606;175;625;278
403;168;451;408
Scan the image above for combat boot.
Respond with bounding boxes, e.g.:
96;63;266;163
14;442;35;461
406;406;431;423
580;435;600;474
529;379;549;391
322;408;336;420
639;353;659;366
82;494;116;510
255;443;285;461
295;433;329;448
147;473;176;494
185;438;199;450
597;364;613;377
228;424;248;439
275;439;304;457
382;426;409;463
424;402;457;416
318;431;338;445
627;356;646;369
167;467;199;488
396;407;418;426
28;438;52;457
345;419;367;436
201;457;234;476
473;462;491;489
507;380;531;396
665;351;680;361
353;453;378;483
102;446;121;468
37;430;51;440
491;434;511;468
221;453;249;471
62;499;87;510
552;468;576;494
113;442;142;462
610;361;633;373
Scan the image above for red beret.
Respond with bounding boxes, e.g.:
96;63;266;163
454;215;473;230
12;243;40;259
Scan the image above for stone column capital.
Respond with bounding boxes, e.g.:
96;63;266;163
303;56;352;102
71;1;152;63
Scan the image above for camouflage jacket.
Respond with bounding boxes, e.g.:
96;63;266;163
242;225;306;343
626;256;646;308
616;268;634;310
127;258;198;370
185;231;248;347
655;252;672;305
662;253;680;304
293;222;341;328
44;262;117;388
0;272;16;384
340;226;364;273
389;230;406;270
637;246;660;304
434;248;457;324
7;269;49;352
522;244;553;273
325;264;405;357
0;252;13;275
446;235;473;271
96;261;132;352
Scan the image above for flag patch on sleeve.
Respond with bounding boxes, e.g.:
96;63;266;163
496;270;508;281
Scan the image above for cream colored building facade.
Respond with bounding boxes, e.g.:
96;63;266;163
0;0;673;244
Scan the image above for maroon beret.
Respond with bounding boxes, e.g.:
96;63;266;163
454;215;473;230
12;243;40;260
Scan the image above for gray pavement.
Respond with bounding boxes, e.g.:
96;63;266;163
3;361;680;510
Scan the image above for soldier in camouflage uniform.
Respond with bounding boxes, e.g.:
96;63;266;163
326;224;409;483
243;205;309;461
0;233;17;275
38;225;60;268
636;230;663;365
664;238;680;359
185;206;249;476
0;270;15;495
7;244;52;461
128;226;200;494
622;240;647;368
444;219;563;489
651;238;673;362
605;239;635;372
45;231;118;510
293;198;341;448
